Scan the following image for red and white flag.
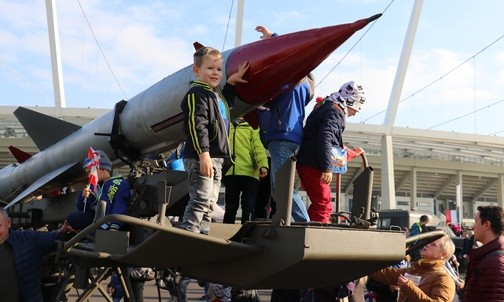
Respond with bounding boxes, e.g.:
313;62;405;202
84;147;100;195
445;209;458;224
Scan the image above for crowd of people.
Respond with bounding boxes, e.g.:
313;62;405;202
2;23;504;302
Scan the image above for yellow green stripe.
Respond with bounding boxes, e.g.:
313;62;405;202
187;93;201;153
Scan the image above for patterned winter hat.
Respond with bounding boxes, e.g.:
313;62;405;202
339;81;366;112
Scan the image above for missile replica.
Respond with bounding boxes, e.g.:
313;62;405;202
1;14;381;208
0;13;422;298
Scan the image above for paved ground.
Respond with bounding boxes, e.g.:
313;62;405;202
67;279;272;301
63;271;465;301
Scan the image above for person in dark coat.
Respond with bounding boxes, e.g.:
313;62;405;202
462;205;504;301
296;81;365;223
0;207;71;302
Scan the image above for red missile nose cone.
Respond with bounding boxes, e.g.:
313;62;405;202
226;14;381;105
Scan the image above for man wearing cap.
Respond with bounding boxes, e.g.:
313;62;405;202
296;81;366;223
66;150;131;231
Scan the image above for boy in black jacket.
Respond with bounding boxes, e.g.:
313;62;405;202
180;46;248;234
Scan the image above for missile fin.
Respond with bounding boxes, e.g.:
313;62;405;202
4;161;82;209
14;107;81;151
8;146;33;163
193;41;205;50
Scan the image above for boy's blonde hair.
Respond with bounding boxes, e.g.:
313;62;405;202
193;47;222;67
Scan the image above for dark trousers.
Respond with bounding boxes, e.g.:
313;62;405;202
130;279;145;302
223;175;259;224
254;161;272;219
66;211;95;231
271;289;301;302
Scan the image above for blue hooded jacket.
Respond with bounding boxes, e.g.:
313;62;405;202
76;175;131;230
261;76;314;146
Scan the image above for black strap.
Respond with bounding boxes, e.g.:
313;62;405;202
94;100;141;165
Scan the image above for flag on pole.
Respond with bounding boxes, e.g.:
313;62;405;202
84;147;100;196
445;209;458;224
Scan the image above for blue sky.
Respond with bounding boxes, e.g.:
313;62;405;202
1;0;504;136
